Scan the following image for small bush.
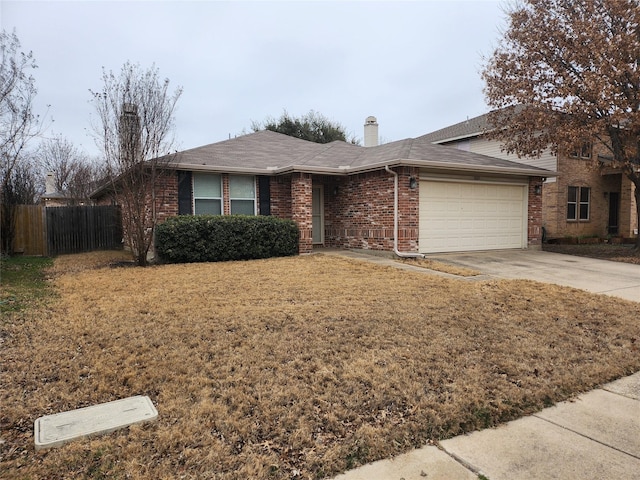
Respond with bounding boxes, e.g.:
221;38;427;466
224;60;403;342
155;215;299;263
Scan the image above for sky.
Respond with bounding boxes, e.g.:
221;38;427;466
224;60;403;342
2;0;506;158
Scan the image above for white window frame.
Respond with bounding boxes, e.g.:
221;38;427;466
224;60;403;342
193;173;223;215
229;175;256;215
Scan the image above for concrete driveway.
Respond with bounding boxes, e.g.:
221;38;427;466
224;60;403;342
428;249;640;303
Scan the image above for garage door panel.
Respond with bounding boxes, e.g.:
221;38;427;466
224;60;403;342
420;180;526;253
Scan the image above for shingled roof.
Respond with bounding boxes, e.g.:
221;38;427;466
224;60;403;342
416;113;491;144
171;129;552;177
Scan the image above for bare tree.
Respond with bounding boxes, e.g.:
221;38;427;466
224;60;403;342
483;0;640;249
0;30;44;255
37;135;101;202
90;62;182;266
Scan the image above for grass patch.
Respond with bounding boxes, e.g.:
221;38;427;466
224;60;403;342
1;253;639;479
0;255;54;314
398;257;481;277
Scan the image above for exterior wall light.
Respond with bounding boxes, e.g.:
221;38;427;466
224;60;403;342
409;176;417;189
534;184;542;195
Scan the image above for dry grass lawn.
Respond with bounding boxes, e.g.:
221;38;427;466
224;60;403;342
2;251;640;479
397;257;481;277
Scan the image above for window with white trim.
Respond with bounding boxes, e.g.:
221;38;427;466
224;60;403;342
193;173;222;215
229;175;256;215
567;186;590;221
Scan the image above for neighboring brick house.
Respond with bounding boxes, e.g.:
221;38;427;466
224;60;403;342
420;112;639;242
41;172;93;207
94;125;553;256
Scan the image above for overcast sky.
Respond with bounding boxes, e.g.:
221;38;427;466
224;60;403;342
3;0;505;158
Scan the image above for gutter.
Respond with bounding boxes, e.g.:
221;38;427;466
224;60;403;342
172;159;556;178
385;165;424;259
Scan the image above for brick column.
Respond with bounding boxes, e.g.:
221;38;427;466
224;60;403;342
528;177;543;248
397;167;420;252
291;172;313;254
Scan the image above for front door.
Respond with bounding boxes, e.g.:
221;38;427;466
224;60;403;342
608;192;619;235
312;185;324;244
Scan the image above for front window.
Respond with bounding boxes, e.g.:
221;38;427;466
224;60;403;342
229;175;256;215
567;186;590;221
193;173;222;215
571;142;592;159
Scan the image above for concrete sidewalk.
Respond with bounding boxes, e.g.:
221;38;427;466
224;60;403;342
324;249;640;479
332;372;640;480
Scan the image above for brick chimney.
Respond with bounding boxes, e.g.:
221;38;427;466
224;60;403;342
120;103;141;162
364;116;379;147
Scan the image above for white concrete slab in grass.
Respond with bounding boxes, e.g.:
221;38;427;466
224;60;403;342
34;395;157;450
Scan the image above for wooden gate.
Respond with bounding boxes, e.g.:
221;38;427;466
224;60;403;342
13;205;47;255
46;206;122;255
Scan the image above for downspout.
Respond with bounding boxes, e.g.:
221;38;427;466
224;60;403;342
385;165;424;258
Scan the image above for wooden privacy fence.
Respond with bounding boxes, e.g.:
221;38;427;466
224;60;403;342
13;205;47;256
12;205;122;256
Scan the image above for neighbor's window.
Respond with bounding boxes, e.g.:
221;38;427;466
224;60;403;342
571;142;592;159
193;173;222;215
229;175;256;215
567;186;590;221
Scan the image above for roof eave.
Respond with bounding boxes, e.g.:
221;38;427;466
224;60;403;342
397;159;557;177
431;131;483;144
174;159;556;178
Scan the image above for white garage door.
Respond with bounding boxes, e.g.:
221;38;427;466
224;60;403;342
419;180;526;253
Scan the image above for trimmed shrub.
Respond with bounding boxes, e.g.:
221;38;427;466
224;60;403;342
156;215;299;263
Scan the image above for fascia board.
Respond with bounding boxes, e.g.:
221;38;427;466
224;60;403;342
174;159;556;178
432;132;483;144
409;160;557;177
346;159;556;178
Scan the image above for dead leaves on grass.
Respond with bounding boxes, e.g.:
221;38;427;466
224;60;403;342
1;253;639;479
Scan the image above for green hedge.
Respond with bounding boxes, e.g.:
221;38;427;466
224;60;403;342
155;215;299;263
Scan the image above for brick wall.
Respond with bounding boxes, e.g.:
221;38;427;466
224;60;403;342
528;177;544;247
397;167;420;251
155;172;178;222
291;173;313;254
270;175;292;219
323;167;419;252
542;153;625;239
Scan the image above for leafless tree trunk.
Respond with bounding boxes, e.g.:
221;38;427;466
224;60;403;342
0;30;45;255
90;62;182;266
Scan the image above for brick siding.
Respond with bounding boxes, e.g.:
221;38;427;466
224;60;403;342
322;167;419;252
542;150;637;239
528;177;544;247
291;173;313;254
101;168;549;256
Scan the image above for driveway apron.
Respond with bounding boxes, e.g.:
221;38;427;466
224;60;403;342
428;249;640;302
